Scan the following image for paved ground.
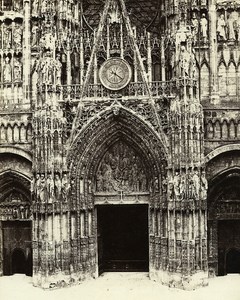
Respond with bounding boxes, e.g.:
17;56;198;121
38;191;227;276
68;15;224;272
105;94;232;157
0;272;240;300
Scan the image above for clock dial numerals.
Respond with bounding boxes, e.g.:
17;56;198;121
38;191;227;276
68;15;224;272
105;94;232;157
99;58;132;91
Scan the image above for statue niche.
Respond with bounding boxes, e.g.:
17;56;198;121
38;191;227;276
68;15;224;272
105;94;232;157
95;141;148;193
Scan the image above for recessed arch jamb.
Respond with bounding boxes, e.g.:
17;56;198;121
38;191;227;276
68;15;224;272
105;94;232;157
205;144;240;164
0;146;32;163
207;167;240;215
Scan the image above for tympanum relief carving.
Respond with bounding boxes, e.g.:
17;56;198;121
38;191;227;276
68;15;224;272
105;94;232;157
96;141;148;193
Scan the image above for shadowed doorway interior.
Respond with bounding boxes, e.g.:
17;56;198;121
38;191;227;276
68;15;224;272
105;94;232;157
218;220;240;276
12;248;26;274
2;221;32;276
97;204;149;274
226;248;240;274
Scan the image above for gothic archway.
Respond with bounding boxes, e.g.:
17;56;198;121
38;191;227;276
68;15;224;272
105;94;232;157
0;168;32;276
67;105;168;279
207;167;240;276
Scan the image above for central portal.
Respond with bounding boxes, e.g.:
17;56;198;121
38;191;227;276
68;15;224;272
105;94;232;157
97;204;149;274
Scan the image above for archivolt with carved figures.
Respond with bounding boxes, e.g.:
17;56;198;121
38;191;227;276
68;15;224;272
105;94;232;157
68;104;168;209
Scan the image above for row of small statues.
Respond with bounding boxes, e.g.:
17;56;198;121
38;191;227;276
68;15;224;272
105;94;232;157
216;12;240;41
191;13;208;43
32;0;77;20
2;0;22;12
33;173;71;203
36;53;62;85
168;169;208;201
96;163;147;193
0;23;22;49
0;56;22;83
191;11;240;43
0;205;30;219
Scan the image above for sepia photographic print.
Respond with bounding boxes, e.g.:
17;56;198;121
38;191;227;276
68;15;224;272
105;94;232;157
0;0;240;299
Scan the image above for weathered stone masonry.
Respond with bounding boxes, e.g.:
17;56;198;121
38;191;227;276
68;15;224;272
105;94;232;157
0;0;240;291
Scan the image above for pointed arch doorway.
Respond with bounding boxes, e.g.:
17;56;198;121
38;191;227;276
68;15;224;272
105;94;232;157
68;105;168;281
94;140;150;274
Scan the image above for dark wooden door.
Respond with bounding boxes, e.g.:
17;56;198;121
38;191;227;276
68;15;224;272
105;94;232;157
2;221;32;276
97;205;149;272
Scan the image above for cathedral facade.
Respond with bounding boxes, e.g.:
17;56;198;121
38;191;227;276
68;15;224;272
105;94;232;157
0;0;240;290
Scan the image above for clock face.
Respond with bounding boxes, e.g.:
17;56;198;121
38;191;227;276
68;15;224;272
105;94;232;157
99;58;132;91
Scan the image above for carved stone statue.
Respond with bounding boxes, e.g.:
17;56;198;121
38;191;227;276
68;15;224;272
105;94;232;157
170;96;181;114
39;174;46;202
179;45;190;77
67;2;73;20
138;169;147;191
25;205;30;219
41;0;47;14
35;174;40;200
189;49;197;79
96;171;104;191
55;54;62;85
103;164;116;191
13;206;19;219
4;25;11;49
40;25;56;51
173;171;180;199
54;174;62;200
20;205;25;219
179;171;186;200
32;0;39;15
3;57;12;82
31;25;39;47
13;24;22;48
14;0;22;11
192;169;200;199
227;13;236;40
47;174;55;203
62;173;70;201
200;171;208;200
200;13;208;42
191;13;199;43
13;57;22;82
40;54;54;84
217;14;227;40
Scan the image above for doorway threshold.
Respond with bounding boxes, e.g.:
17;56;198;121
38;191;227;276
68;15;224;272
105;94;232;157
99;272;149;280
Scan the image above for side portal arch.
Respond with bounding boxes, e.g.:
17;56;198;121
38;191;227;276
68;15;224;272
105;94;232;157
206;148;240;277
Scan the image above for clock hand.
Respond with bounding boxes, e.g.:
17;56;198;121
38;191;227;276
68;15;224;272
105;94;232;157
111;71;123;80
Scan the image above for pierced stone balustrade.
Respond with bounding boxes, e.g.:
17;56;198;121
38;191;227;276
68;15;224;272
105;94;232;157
38;80;198;102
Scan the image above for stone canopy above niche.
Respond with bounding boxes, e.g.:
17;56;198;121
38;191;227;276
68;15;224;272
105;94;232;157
95;140;148;193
